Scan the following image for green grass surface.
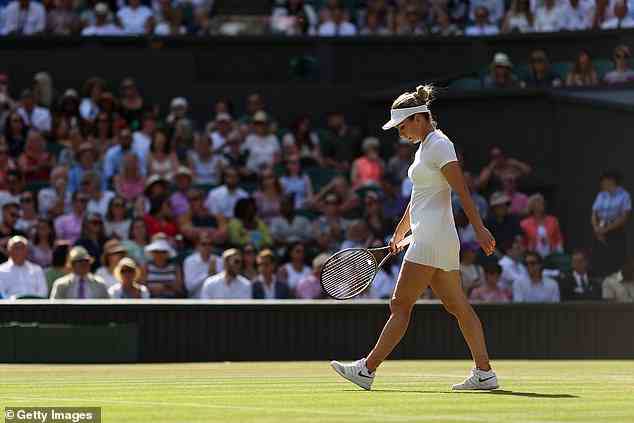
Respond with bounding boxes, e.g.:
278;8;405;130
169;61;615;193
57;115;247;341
1;361;633;422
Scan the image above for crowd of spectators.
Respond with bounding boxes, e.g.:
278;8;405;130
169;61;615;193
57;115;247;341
2;0;634;37
0;70;630;303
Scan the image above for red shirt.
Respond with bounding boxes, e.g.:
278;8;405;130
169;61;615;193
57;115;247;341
144;214;179;239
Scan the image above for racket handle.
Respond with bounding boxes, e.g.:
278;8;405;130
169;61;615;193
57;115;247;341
396;234;413;248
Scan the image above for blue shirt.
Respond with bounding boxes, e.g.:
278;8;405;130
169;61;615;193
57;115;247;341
592;187;632;224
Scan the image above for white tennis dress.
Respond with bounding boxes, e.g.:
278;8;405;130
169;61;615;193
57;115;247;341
404;129;460;271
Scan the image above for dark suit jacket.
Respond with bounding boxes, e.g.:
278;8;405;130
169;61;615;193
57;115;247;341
252;280;292;299
558;272;602;301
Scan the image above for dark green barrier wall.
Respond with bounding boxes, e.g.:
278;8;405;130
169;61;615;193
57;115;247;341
1;301;633;363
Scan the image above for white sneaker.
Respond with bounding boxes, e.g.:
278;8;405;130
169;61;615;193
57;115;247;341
452;368;499;390
330;358;375;390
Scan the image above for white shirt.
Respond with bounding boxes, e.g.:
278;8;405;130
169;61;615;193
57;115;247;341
87;190;115;218
117;5;153;34
513;276;560;302
0;259;47;299
204;185;248;218
81;24;125;36
243;134;280;173
2;1;46;35
79;98;99;121
601;16;634;29
96;267;119;289
282;263;311;290
370;269;397;299
183;251;223;298
499;255;529;290
109;283;150;298
17;106;51;132
560;2;593;30
201;272;252;299
132;131;151;167
470;0;506;22
210;131;227;152
534;5;566;32
318;21;357;36
154;23;186;35
465;24;500;36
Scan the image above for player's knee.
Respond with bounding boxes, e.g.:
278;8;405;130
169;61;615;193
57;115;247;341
390;297;414;319
442;300;461;317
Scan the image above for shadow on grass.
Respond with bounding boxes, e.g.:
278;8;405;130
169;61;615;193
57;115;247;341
345;389;578;399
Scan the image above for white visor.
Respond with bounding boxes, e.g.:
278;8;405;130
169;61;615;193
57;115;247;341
382;105;429;130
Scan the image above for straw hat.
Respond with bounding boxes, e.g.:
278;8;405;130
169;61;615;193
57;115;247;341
144;238;176;258
68;246;94;263
114;257;141;283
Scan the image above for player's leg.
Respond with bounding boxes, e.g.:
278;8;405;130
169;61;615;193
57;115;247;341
365;260;436;371
330;260;435;390
430;270;498;390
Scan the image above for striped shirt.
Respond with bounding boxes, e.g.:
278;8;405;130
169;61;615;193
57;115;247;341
592;187;632;225
146;262;178;298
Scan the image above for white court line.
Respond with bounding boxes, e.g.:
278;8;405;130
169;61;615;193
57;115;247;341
0;395;495;422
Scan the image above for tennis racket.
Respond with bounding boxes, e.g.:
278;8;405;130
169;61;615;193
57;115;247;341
320;234;413;300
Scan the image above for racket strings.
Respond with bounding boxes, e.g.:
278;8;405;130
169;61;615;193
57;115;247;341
320;249;378;299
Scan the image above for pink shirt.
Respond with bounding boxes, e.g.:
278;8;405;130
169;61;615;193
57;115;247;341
469;285;512;303
295;274;323;299
54;212;83;243
508;191;529;215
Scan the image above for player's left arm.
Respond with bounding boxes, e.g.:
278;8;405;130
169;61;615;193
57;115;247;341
442;161;495;256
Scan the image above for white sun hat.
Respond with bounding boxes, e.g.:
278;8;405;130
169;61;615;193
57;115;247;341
382;104;430;130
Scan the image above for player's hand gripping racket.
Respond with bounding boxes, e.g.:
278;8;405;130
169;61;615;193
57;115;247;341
320;234;412;300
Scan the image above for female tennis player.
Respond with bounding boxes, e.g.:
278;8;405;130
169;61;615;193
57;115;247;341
331;85;499;391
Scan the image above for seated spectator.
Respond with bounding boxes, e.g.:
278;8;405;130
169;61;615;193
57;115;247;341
602;0;634;28
522;49;562;87
313;176;360;217
179;188;227;246
121;218;149;265
455;208;477;244
165;97;193;150
470;0;505;23
280;154;314;210
241;244;258;281
131;111;155;166
45;242;70;293
272;0;319;35
296;253;329;299
313;193;351;249
222;134;251;181
534;0;566;32
201;248;252;299
68;143;103;194
17;89;51;134
460;242;484;296
513;251;560;302
0;201;27;262
75;213;107;270
117;0;153;34
244;111;280;174
104;196;131;240
501;174;528;217
4;111;27;158
604;45;634;84
253;249;292;299
144;196;179;241
47;0;81;35
144;236;183;298
169;166;194;218
207;112;235;153
351;137;384;189
431;10;462;36
499;235;529;290
204;168;248;219
154;7;186;35
83;172;115;219
253;168;283;224
28;218;55;268
96;239;127;289
452;171;488;220
228;198;272;249
144;174;170;205
602;259;634;302
395;4;429;35
485;192;523;254
147;129;179;179
318;4;357;36
559;249;602;300
387;139;414;184
364;191;392;241
465;7;500;36
0;236;47;299
183;232;222;298
482;53;520;88
270;195;313;247
82;3;124;36
340;219;371;250
469;262;512;302
54;191;87;243
79;77;104;123
566;49;599;86
0;145;18;191
50;246;109;299
591;169;631;277
18;130;54;183
16;191;38;234
502;0;534;33
561;0;593;31
520;193;563;258
279;241;311;294
477;146;532;192
1;0;46;35
0;169;24;207
360;10;392;35
319;111;361;172
113;152;145;202
281;115;321;165
109;257;150;299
